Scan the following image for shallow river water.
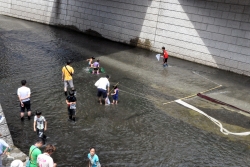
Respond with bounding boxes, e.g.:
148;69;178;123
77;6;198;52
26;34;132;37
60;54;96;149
1;15;250;167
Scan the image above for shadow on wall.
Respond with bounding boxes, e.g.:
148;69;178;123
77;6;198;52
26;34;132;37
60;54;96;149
174;0;250;75
49;0;155;53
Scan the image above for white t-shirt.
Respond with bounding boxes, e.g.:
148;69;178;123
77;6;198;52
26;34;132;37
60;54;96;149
17;86;31;102
34;116;46;129
37;153;54;167
96;77;110;90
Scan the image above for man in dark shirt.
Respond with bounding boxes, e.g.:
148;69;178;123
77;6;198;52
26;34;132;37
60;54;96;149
66;91;77;122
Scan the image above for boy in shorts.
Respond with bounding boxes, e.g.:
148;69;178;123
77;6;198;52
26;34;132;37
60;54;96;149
17;80;31;121
161;47;169;67
34;110;47;144
66;91;77;122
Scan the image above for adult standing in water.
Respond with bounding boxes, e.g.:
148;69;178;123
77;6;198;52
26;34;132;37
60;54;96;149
94;75;110;105
62;60;75;96
17;80;31;121
161;46;169;67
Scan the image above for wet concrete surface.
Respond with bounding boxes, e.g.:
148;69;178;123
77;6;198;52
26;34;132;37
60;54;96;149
1;15;250;166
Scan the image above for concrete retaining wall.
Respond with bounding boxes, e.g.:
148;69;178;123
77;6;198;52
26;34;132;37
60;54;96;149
0;105;27;167
0;0;249;76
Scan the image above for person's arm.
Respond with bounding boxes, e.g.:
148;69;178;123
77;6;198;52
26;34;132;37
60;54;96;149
107;81;110;95
71;67;74;75
62;68;65;81
44;120;47;131
107;86;110;95
18;95;24;107
111;89;116;95
66;99;70;105
34;117;37;131
17;89;24;107
2;146;9;155
0;139;9;155
89;161;91;167
20;93;30;101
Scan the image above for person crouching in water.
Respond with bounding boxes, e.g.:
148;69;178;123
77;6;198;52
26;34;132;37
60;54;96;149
66;91;77;122
91;59;100;74
34;110;47;144
86;57;95;67
111;85;119;104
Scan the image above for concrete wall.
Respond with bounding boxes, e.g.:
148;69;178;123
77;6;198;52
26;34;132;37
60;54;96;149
0;104;27;166
0;0;250;76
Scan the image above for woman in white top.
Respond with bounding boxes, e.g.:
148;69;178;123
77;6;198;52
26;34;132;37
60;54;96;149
10;159;23;167
37;144;57;167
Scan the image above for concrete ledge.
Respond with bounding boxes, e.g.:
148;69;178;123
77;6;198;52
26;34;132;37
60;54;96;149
0;105;27;167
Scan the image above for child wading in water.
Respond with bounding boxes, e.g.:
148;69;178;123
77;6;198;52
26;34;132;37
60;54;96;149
111;85;119;104
92;60;100;74
66;91;77;122
161;46;169;67
86;57;95;67
88;147;101;167
34;110;47;144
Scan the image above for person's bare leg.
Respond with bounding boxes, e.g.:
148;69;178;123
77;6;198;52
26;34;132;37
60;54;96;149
64;83;68;96
105;98;108;105
20;112;24;118
99;97;102;105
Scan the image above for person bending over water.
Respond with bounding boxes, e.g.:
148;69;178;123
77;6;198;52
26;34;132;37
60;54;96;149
86;57;95;67
92;59;100;74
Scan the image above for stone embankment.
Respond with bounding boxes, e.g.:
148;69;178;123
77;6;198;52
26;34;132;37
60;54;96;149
0;105;27;167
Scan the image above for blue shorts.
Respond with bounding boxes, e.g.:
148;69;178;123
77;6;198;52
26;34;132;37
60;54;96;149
97;89;107;98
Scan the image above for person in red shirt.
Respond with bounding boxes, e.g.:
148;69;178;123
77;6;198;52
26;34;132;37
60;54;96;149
161;47;168;67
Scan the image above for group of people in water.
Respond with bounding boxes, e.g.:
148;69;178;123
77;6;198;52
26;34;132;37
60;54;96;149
4;46;168;167
87;57;101;74
10;56;120;166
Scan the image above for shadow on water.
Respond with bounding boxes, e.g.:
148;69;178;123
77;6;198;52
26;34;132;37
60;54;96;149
1;15;250;166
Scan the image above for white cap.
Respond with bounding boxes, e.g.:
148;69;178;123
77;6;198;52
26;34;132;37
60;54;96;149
10;160;23;167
